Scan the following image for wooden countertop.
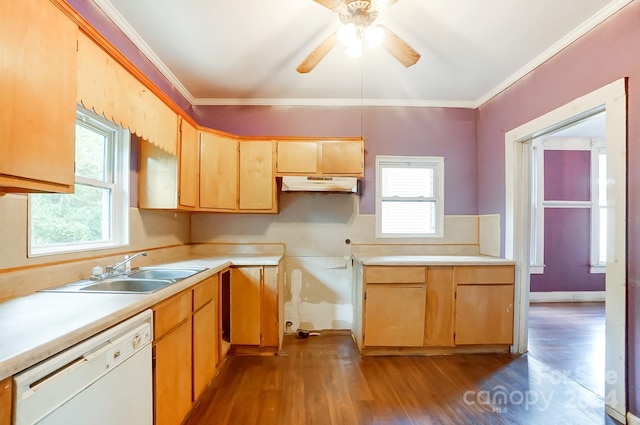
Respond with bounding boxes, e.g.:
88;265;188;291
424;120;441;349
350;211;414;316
353;255;515;266
0;254;281;381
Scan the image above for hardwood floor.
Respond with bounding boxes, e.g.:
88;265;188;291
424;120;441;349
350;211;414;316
184;330;619;425
528;302;605;396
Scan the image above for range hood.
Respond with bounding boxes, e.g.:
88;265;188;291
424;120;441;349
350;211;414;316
281;176;358;193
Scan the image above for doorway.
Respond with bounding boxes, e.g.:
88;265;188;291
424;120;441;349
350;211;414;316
504;79;626;422
526;112;607;397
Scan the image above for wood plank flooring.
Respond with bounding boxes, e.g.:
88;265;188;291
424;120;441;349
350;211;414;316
184;330;619;425
528;302;605;396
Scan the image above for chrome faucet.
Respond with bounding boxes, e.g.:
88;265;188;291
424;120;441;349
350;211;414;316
108;252;148;275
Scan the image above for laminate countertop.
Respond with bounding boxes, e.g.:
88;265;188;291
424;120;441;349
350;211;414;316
353;255;515;266
0;254;282;381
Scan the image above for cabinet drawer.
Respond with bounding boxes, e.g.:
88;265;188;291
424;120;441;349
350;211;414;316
454;266;514;285
154;290;192;338
365;266;425;284
193;275;216;311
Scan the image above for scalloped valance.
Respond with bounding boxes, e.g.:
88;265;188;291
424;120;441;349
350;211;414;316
76;32;177;155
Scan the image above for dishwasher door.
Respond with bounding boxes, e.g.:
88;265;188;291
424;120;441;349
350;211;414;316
13;309;153;425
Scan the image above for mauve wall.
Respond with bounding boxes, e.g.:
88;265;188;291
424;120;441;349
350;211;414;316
476;1;640;414
194;105;478;215
530;150;605;292
65;0;194;117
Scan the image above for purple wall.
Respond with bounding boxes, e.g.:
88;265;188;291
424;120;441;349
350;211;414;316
194;105;478;215
476;1;640;414
531;150;605;292
544;150;591;201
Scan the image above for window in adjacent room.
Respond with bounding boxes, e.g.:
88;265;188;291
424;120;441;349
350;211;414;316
375;155;444;238
28;106;130;256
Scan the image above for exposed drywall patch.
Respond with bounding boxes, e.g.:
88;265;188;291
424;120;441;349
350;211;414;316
283;256;353;331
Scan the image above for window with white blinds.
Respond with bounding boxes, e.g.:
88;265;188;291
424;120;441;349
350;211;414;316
375;156;444;238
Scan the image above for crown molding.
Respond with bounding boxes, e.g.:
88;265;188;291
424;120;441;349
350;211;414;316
474;0;634;108
92;0;196;105
191;97;477;108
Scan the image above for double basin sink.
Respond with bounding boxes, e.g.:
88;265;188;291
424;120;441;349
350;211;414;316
42;267;208;294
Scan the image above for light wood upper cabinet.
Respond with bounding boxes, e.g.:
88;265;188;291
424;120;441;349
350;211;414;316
321;141;364;175
239;141;276;211
179;119;200;208
200;131;238;210
0;0;77;193
276;141;318;173
276;139;364;177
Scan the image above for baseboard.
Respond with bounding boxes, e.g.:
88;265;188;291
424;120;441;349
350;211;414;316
529;291;606;303
628;411;640;425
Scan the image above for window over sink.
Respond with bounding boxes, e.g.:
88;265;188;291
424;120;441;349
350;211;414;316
28;106;130;256
375;155;444;238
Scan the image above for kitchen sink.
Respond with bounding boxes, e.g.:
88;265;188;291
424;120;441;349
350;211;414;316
127;267;205;280
41;267;208;294
79;278;176;293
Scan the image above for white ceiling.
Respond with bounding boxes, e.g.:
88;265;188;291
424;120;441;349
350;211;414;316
95;0;630;108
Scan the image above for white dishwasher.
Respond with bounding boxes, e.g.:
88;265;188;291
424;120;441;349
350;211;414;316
13;309;153;425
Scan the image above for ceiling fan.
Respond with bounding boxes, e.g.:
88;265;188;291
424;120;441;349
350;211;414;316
297;0;421;73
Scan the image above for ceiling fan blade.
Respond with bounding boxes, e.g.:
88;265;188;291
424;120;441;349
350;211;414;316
378;0;401;8
297;32;339;73
380;25;420;67
312;0;344;12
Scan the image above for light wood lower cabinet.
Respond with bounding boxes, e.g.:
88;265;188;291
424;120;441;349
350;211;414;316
364;285;426;347
454;266;515;345
192;276;218;401
230;266;279;348
425;267;455;347
153;273;220;424
0;377;11;425
153;291;193;425
357;264;515;353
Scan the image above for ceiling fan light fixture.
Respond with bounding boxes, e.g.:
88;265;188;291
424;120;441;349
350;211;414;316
364;25;384;48
337;22;357;46
345;39;363;58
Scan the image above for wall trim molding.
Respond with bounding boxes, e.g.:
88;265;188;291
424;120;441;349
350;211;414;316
627;411;640;425
529;291;605;303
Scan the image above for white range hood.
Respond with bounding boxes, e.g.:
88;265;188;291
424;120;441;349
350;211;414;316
281;176;358;193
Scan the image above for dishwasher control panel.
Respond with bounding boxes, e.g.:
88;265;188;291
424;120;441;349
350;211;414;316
106;323;152;369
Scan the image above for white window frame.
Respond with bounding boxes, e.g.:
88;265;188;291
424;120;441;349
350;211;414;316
375;155;444;238
529;137;605;274
28;106;130;256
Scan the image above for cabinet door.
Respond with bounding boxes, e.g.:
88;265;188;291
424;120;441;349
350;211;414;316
239;141;274;211
230;267;262;345
425;267;455;347
276;141;318;173
200;132;238;210
321;141;363;175
154;318;193;425
0;377;11;425
0;1;77;192
261;266;279;347
193;300;218;401
179;119;199;208
455;285;514;345
364;285;426;347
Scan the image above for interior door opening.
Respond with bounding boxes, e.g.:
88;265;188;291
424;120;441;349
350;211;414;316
525;112;608;398
504;79;626;422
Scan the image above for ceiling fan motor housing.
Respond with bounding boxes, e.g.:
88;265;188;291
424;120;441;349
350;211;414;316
339;0;379;28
